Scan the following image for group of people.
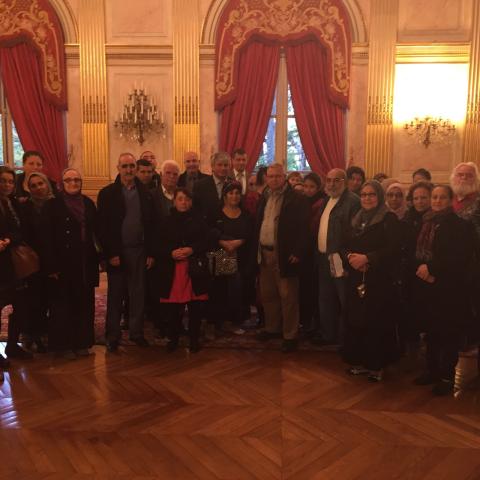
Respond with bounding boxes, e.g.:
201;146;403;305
1;148;479;396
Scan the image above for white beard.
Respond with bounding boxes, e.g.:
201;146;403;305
451;181;478;198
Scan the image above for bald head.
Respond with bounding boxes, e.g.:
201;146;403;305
266;163;286;192
325;168;347;198
117;152;137;186
184;151;200;174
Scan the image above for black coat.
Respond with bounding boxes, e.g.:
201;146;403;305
346;211;402;329
41;195;99;288
0;202;16;290
413;212;474;333
155;209;211;298
193;176;224;228
97;176;155;260
253;185;310;277
178;171;210;189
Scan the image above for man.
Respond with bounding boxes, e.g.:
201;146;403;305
193;151;231;227
151;160;180;218
140;150;160;188
231;148;248;193
178;151;209;191
97;153;156;352
254;163;310;352
315;168;360;347
346;166;365;196
413;167;432;183
136;159;155;189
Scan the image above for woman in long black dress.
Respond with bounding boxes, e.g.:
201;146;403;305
343;180;401;382
412;185;474;395
41;168;99;359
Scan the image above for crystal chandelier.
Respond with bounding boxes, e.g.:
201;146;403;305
114;86;166;145
403;116;456;148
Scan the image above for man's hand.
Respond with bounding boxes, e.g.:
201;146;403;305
146;257;155;270
416;264;430;281
0;238;11;252
109;256;120;267
48;272;60;280
348;253;369;271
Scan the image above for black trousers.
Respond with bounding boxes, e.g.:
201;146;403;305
163;301;203;345
25;273;49;339
48;278;95;352
425;331;461;381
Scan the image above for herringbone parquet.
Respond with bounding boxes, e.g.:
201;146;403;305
1;343;480;479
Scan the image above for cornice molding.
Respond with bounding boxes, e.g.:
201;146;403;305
396;43;470;63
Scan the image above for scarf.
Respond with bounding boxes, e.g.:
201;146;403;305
415;207;453;262
27;172;54;213
351;180;388;235
385;182;407;220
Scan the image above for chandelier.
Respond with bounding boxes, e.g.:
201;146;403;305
114;86;166;145
403;116;456;148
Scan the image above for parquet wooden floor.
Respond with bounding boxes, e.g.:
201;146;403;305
1;343;480;480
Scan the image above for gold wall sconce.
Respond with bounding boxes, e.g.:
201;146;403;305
404;116;456;148
114;85;166;145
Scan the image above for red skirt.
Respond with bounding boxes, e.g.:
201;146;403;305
160;259;208;303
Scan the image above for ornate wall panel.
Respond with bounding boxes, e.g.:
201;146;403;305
364;0;398;176
173;0;200;167
464;0;480;166
79;0;109;189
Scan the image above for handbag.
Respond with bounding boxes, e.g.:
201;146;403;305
10;244;40;279
207;248;238;276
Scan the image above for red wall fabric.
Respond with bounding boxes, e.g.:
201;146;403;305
0;43;67;182
219;42;280;173
286;41;346;176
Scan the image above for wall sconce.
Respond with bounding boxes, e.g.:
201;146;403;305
114;85;166;145
403;116;456;148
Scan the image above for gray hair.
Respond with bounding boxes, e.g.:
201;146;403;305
210;151;231;168
161;159;180;174
118;152;136;164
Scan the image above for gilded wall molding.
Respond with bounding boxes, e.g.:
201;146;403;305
79;0;110;189
396;43;470;63
364;0;398;176
48;0;78;43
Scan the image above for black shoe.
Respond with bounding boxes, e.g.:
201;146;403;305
106;341;119;353
132;337;149;348
166;340;178;353
189;340;201;353
0;354;10;369
281;339;297;353
5;344;34;359
432;380;454;396
413;373;437;386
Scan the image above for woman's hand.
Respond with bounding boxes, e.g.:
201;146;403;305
416;264;431;281
0;238;11;252
348;253;369;271
219;239;243;253
171;247;193;260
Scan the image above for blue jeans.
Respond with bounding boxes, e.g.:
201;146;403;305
106;246;146;342
317;252;347;345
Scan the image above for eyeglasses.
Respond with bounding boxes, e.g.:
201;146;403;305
63;178;82;184
326;177;344;184
360;192;377;198
120;163;136;169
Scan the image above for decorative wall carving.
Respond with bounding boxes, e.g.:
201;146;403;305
214;0;351;110
0;0;66;108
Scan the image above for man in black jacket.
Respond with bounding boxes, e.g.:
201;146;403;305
254;163;310;352
97;152;156;351
178;151;210;192
315;168;360;347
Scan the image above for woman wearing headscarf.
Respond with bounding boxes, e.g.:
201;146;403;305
412;185;474;395
157;187;211;353
41;168;99;359
20;172;55;352
385;182;407;221
0;166;33;361
343;180;402;382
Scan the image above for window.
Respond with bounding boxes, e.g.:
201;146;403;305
257;54;309;172
0;80;23;168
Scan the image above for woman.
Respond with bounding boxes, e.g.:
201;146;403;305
412;185;473;395
385;182;407;220
157;188;210;353
211;181;252;334
0;166;33;361
16;151;57;202
300;173;325;337
41;168;99;359
344;180;401;382
404;181;433;236
21;172;55;352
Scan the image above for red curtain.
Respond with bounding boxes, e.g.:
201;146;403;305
0;43;67;182
219;41;280;173
286;41;345;176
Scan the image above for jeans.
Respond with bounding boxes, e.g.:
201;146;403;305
106;246;146;342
